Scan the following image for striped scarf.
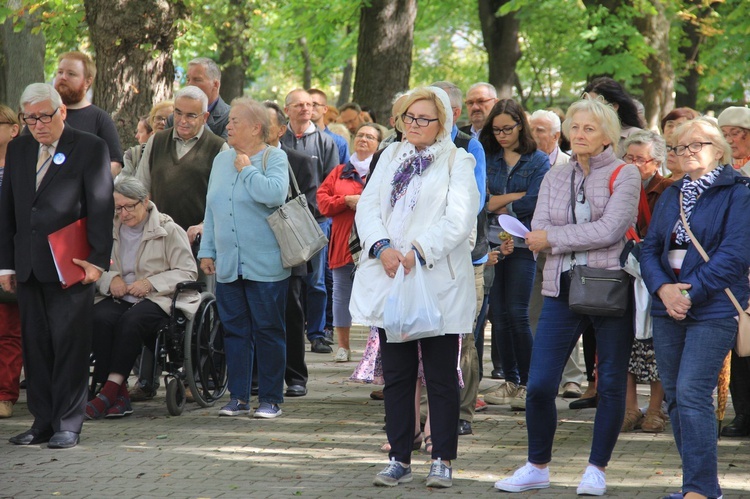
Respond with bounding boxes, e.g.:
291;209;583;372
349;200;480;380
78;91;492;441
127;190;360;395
675;165;724;244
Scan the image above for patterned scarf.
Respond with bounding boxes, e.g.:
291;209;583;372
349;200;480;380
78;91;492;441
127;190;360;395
390;150;435;207
675;165;724;244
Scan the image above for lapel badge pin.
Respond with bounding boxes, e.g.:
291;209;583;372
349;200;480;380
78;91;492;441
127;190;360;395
53;152;66;165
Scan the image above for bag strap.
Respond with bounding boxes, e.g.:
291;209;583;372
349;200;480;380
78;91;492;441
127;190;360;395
260;147;301;200
678;192;745;316
609;163;647;242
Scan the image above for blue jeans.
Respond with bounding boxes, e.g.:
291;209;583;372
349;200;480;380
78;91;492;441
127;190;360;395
526;272;633;467
216;278;289;404
473;293;489;380
488;247;536;386
304;219;330;341
653;316;736;498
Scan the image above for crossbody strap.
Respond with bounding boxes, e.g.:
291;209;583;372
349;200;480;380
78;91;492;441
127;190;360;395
678;192;745;315
609;163;644;242
260;147;301;200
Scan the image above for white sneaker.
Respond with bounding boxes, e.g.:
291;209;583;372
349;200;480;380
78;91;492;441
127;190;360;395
484;382;519;405
510;385;527;411
576;465;606;496
334;347;351;362
494;462;550;492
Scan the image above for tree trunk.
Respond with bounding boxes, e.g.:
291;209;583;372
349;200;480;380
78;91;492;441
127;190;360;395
0;0;45;109
675;1;703;109
338;57;354;107
634;0;674;128
353;0;417;129
216;0;252;102
298;37;312;90
83;0;186;148
478;0;521;99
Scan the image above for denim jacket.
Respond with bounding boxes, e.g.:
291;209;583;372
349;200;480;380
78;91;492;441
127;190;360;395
486;148;550;228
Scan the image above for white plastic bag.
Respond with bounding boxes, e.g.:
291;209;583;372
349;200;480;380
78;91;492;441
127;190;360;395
383;252;444;343
622;243;653;340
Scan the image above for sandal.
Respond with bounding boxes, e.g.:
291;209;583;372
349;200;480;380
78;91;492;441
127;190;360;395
641;409;666;433
85;393;112;420
423;435;433;455
620;408;644;432
380;432;423;453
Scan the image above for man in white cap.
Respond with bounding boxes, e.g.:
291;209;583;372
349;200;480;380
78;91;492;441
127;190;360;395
717;106;750;173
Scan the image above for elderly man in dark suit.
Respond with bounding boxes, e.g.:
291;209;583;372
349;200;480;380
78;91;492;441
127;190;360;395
0;83;113;449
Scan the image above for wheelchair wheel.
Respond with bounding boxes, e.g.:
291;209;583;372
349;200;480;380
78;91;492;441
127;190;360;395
184;291;227;408
165;377;186;416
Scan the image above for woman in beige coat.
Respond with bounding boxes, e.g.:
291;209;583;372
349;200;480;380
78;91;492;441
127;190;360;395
86;177;198;419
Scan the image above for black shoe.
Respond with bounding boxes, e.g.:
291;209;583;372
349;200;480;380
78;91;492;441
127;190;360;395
19;379;27;390
569;395;598;410
310;338;333;354
490;369;504;380
285;384;307;397
721;414;750;437
251;385;259;396
458;419;473;436
47;431;79;449
9;428;53;445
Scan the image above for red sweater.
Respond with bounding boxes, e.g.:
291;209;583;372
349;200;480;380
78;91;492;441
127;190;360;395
316;163;365;269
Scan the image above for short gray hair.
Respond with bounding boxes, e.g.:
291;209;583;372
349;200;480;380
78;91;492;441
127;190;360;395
467;82;497;98
20;83;62;110
232;97;270;142
621;130;667;169
263;100;287;126
431;81;462;110
188;57;221;82
175;85;208;113
530;109;561;134
114;176;149;202
563;95;621;151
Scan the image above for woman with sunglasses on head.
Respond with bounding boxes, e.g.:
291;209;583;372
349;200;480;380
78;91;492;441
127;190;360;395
641;118;750;499
479;99;550;411
350;87;478;489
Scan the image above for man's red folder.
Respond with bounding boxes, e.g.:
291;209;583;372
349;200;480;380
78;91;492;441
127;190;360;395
47;218;91;289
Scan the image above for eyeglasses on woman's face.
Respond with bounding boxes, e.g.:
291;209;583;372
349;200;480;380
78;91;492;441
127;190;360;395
114;202;141;213
623;154;657;167
491;123;520;136
401;113;439;128
672;142;713;156
355;132;378;141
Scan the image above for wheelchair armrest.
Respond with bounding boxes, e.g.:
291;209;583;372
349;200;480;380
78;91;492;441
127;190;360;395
175;281;205;293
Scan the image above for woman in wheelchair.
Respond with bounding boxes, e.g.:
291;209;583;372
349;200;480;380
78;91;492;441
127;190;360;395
87;177;199;419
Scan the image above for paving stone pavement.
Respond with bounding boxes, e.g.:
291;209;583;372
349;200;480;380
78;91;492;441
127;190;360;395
1;327;749;498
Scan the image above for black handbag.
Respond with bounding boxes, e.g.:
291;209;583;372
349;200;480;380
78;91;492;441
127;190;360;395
567;169;630;317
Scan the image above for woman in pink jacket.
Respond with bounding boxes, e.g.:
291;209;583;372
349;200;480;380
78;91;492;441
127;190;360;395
495;97;641;496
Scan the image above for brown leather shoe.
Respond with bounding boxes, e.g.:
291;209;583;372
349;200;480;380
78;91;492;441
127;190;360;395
128;385;156;402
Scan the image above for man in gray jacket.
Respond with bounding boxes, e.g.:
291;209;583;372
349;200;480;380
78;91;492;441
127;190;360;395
281;89;339;354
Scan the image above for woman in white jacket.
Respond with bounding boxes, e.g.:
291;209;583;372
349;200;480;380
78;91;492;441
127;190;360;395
350;87;478;489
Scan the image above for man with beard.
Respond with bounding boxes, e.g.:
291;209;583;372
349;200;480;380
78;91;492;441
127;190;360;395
54;52;123;177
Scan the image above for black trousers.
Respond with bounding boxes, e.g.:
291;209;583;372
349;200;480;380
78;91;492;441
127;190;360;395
729;350;750;415
91;298;168;384
16;275;95;434
285;276;308;387
379;329;460;464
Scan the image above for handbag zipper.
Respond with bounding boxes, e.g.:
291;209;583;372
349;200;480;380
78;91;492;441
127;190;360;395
580;276;623;284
